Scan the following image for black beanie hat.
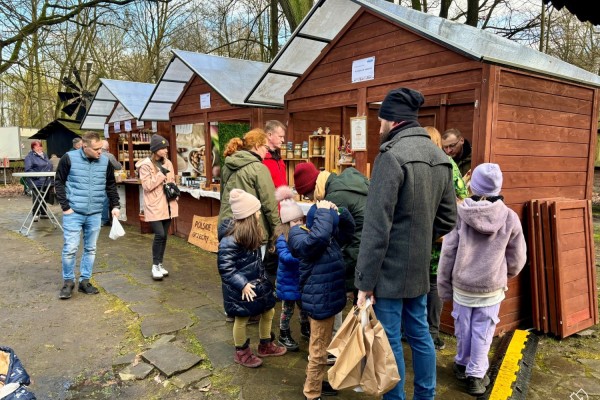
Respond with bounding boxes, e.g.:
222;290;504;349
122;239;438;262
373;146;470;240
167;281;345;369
378;87;424;122
150;134;169;152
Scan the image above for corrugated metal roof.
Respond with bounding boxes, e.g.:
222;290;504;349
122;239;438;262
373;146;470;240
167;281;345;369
139;50;279;121
246;0;600;106
80;79;155;130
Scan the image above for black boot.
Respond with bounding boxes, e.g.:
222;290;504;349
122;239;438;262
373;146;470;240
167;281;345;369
300;321;311;340
278;329;299;351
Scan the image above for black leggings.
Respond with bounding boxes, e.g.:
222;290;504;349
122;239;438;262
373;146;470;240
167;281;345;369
150;219;171;265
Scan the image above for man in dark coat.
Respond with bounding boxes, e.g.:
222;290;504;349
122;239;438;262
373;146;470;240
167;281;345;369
355;87;457;400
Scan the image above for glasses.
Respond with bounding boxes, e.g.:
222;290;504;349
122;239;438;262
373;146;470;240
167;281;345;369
443;141;460;150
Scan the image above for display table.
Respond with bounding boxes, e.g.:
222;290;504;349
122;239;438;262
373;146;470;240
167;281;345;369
12;172;62;235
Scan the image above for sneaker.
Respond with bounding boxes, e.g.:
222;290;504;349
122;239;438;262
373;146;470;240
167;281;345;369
433;337;446;350
453;362;467;381
152;265;163;280
321;381;338;396
78;279;99;295
278;329;300;352
467;374;490;395
158;263;168;276
59;280;75;299
33;215;39;222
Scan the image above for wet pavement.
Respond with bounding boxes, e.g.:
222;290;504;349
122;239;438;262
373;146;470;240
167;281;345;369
1;195;599;399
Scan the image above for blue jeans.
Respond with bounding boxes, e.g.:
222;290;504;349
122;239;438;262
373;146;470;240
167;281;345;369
62;212;101;282
374;296;436;400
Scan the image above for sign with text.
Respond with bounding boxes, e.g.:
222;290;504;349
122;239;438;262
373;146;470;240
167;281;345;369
351;56;375;83
188;215;218;253
200;93;211;109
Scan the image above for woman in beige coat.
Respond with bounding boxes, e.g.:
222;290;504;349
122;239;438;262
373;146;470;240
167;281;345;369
136;134;179;280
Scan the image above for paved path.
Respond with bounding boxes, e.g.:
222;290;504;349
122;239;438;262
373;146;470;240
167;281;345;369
1;196;599;399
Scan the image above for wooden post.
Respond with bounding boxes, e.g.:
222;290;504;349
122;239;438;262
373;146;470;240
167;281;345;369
355;87;368;175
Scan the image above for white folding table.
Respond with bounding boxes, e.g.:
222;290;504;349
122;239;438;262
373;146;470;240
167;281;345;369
12;171;62;235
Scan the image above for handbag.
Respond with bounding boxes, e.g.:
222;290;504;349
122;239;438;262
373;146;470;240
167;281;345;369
164;182;180;201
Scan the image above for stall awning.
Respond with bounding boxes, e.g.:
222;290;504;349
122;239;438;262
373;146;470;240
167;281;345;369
139;50;278;122
80;79;155;130
246;0;600;107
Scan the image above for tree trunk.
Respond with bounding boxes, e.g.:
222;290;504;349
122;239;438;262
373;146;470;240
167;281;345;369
466;0;479;27
270;0;278;60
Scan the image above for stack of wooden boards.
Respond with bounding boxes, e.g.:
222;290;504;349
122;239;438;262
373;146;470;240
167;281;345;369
526;198;598;338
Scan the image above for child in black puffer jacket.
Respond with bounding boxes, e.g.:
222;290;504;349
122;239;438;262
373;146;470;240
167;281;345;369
218;189;287;368
289;200;355;400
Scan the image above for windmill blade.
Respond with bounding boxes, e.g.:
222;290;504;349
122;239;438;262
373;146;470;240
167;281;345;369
62;99;82;117
75;103;88;122
58;91;80;102
62;76;81;92
72;67;84;88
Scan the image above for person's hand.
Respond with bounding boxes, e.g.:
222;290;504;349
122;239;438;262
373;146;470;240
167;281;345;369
316;200;332;209
63;209;74;215
357;290;375;306
111;208;120;219
242;282;256;302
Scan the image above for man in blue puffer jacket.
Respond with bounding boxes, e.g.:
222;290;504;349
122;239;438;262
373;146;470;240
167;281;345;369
54;131;121;300
289;201;354;400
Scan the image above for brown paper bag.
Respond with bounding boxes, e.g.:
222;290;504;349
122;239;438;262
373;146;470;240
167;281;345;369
360;305;401;395
327;308;366;390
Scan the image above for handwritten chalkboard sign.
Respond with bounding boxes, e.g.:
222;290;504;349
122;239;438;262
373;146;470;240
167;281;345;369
187;215;218;253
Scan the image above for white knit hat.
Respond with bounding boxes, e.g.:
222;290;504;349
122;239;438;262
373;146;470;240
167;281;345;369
276;186;304;223
229;189;261;220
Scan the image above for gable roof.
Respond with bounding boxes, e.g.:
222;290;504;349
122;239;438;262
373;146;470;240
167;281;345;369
246;0;600;106
139;50;277;122
80;79;155;130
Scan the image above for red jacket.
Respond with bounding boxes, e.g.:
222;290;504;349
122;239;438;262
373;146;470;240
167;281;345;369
263;149;287;188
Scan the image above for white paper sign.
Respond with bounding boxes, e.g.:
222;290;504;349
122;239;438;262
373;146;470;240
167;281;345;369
124;120;132;132
152;121;158;133
350;117;367;151
136;119;144;128
114;121;121;133
351;56;375;83
104;124;109;138
200;93;211;109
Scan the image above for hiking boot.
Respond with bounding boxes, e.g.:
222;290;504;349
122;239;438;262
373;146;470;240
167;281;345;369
234;340;262;368
321;381;338;396
257;335;287;357
278;329;300;351
433;336;446;350
453;362;467;381
301;321;311;340
158;263;168;276
59;280;75;299
151;265;163;280
466;374;490;395
78;279;99;295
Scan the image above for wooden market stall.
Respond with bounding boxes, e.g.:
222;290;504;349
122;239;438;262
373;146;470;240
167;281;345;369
246;0;600;335
140;50;285;240
80;78;169;231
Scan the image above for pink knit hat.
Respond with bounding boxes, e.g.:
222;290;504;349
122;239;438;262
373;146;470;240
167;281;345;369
275;186;304;223
229;189;261;220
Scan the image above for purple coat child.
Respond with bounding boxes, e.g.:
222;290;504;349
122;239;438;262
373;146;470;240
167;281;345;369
437;163;526;396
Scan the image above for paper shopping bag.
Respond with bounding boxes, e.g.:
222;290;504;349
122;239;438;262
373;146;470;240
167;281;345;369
327;308;366;390
359;305;401;395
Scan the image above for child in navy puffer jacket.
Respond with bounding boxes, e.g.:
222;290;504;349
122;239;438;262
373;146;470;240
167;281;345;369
271;186;309;352
289;200;355;400
438;163;526;396
218;189;287;368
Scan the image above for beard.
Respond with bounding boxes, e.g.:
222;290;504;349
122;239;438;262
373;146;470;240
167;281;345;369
379;128;393;145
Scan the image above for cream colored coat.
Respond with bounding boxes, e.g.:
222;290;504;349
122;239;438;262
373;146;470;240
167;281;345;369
136;157;179;222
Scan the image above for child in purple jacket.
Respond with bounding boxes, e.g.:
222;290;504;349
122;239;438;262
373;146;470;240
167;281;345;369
437;163;526;396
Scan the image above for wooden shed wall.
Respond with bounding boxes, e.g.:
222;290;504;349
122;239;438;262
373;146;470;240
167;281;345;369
486;68;598;217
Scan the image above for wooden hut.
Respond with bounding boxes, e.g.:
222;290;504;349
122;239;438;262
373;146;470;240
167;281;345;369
246;0;600;335
140;50;285;239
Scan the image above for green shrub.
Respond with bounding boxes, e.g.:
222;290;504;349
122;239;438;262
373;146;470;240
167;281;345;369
217;123;249;169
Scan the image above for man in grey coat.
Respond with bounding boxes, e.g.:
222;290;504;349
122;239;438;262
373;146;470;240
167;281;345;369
355;87;457;400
